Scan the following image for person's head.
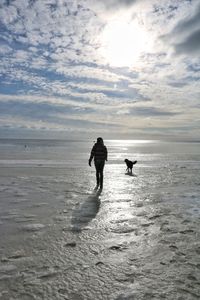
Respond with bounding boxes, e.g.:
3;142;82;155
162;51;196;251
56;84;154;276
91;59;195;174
97;137;104;144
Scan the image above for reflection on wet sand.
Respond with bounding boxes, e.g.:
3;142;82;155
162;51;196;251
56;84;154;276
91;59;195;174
125;172;137;177
0;140;200;299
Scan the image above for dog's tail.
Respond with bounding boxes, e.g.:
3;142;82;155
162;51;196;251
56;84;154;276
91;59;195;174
132;160;137;165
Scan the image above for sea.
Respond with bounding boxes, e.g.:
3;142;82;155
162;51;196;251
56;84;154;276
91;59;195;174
0;139;199;300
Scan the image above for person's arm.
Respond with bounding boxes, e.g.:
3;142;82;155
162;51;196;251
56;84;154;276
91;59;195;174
89;145;95;166
105;146;108;161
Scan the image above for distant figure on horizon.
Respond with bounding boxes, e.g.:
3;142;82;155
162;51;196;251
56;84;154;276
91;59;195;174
89;137;108;190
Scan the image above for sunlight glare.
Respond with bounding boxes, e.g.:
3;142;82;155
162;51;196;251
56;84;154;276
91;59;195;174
100;20;151;67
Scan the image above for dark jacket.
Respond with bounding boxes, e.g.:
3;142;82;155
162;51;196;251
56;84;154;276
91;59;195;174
90;142;107;162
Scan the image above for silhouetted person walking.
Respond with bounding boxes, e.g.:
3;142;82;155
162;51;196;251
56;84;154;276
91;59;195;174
89;137;107;190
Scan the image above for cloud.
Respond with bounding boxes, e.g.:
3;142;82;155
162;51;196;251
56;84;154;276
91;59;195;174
0;44;12;54
174;29;200;55
171;3;200;37
160;2;200;56
130;106;179;117
115;105;178;117
0;0;200;139
0;94;125;132
92;0;138;10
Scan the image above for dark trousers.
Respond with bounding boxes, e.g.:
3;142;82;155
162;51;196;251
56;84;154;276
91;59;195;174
94;160;105;188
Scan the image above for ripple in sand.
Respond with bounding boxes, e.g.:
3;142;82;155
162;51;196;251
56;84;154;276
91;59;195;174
15;218;36;223
114;290;135;300
58;288;68;296
12;198;28;204
21;223;45;232
148;214;162;220
53;215;68;222
67;293;84;300
169;245;178;251
64;241;76;247
8;250;26;260
0;274;13;281
36;267;60;281
110;225;138;234
30;202;48;208
109;244;128;251
38;271;59;280
0;264;17;273
18;293;35;300
15;214;37;223
14;190;28;197
141;222;154;227
1;214;20;221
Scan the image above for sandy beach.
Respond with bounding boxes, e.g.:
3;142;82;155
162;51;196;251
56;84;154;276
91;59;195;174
0;139;200;299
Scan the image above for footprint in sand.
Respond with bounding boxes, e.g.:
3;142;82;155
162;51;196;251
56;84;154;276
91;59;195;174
21;223;45;232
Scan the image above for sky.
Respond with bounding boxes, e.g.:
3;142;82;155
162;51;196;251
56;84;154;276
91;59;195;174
0;0;200;140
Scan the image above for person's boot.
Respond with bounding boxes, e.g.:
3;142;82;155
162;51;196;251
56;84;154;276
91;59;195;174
96;175;99;189
100;177;103;190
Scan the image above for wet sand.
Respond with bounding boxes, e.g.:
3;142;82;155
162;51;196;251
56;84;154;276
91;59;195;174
0;160;200;300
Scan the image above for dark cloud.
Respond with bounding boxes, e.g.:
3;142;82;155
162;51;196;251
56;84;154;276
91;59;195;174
187;63;200;73
0;100;94;121
142;125;195;133
131;107;178;117
161;4;200;55
172;5;200;36
0;99;120;130
167;80;188;88
172;3;200;55
93;0;139;10
174;29;200;55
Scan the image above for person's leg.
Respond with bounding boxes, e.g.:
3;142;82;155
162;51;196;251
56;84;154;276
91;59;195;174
96;169;100;187
99;170;103;189
99;161;105;189
95;161;100;187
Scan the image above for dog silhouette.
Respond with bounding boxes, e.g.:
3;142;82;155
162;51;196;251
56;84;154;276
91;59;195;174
124;159;137;173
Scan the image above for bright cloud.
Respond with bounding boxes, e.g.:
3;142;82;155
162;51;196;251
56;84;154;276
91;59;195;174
0;0;199;139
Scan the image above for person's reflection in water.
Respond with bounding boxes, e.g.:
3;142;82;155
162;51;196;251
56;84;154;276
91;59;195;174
89;137;108;190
